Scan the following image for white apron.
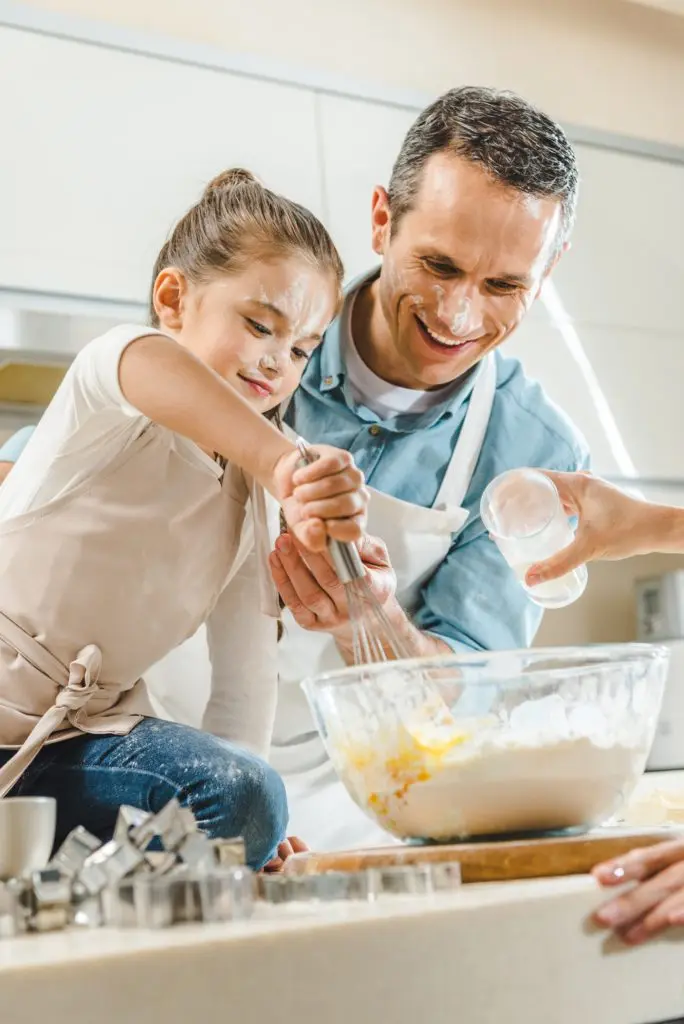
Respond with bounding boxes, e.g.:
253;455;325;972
271;353;497;849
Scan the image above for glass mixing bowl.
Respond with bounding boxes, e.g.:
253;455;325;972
301;645;668;842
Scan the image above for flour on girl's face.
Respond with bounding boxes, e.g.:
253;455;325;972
257;279;331;343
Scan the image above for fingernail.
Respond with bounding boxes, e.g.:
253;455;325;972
595;863;626;883
622;926;647;946
668;908;684;926
277;535;291;554
594;904;624;926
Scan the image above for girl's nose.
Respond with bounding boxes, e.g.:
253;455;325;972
258;352;281;378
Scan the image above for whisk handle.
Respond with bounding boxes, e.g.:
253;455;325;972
328;539;365;584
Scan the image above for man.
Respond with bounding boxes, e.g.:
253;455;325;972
269;86;590;849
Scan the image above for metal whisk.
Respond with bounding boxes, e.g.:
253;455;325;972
295;438;459;745
295;438;410;666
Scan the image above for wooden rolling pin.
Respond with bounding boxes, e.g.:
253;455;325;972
283;827;684;883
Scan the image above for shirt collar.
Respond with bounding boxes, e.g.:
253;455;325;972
319;266;380;394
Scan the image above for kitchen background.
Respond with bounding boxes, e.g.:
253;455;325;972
0;0;683;646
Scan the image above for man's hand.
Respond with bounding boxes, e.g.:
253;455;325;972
269;532;451;661
269;533;396;637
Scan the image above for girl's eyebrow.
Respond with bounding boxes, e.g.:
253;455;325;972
247;299;287;320
248;299;324;341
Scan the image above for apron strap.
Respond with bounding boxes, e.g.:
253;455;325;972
0;611;102;798
433;352;497;510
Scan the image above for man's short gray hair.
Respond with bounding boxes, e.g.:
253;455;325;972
388;86;579;248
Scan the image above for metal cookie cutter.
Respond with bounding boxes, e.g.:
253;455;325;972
103;867;254;929
0;798;251;938
8;868;73;933
259;871;372;905
259;862;463;905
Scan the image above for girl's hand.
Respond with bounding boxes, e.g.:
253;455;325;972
592;839;684;944
262;836;310;873
274;446;368;553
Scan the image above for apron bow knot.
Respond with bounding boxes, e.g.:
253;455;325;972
55;644;103;713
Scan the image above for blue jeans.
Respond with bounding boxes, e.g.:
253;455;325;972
0;718;288;870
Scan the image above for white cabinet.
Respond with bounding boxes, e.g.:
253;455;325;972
506;306;684;479
0;26;323;303
507;143;684;481
317;94;416;281
554;144;684;335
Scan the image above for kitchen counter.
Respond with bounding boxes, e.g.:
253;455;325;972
3;771;684;1024
2;874;684;1024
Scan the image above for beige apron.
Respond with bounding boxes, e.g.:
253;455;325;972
0;415;273;798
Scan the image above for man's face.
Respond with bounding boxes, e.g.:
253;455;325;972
371;153;564;389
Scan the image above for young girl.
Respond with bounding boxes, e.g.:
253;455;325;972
0;168;366;870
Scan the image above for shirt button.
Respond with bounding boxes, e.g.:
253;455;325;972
323;375;334;386
369;424;381;436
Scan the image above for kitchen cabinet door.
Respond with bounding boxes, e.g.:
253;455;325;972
0;25;323;303
553;144;684;337
317;94;416;281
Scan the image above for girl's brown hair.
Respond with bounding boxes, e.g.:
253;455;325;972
149;168;344;325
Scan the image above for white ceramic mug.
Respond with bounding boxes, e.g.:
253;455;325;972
0;797;57;880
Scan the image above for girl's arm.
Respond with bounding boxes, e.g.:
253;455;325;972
117;333;367;552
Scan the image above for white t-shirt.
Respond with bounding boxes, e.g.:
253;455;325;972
0;325;279;757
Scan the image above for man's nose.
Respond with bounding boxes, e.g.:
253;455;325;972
438;285;483;335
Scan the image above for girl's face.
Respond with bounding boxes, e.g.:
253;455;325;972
154;256;338;412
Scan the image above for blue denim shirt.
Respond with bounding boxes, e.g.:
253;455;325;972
0;425;35;462
285;273;590;654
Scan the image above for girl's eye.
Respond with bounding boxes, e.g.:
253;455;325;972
246;317;272;336
291;347;310;362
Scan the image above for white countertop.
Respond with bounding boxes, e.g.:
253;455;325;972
3;771;684;1024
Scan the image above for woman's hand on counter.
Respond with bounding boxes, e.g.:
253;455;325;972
525;471;684;586
592;838;684;944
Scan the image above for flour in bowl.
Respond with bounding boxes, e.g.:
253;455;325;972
333;694;650;841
